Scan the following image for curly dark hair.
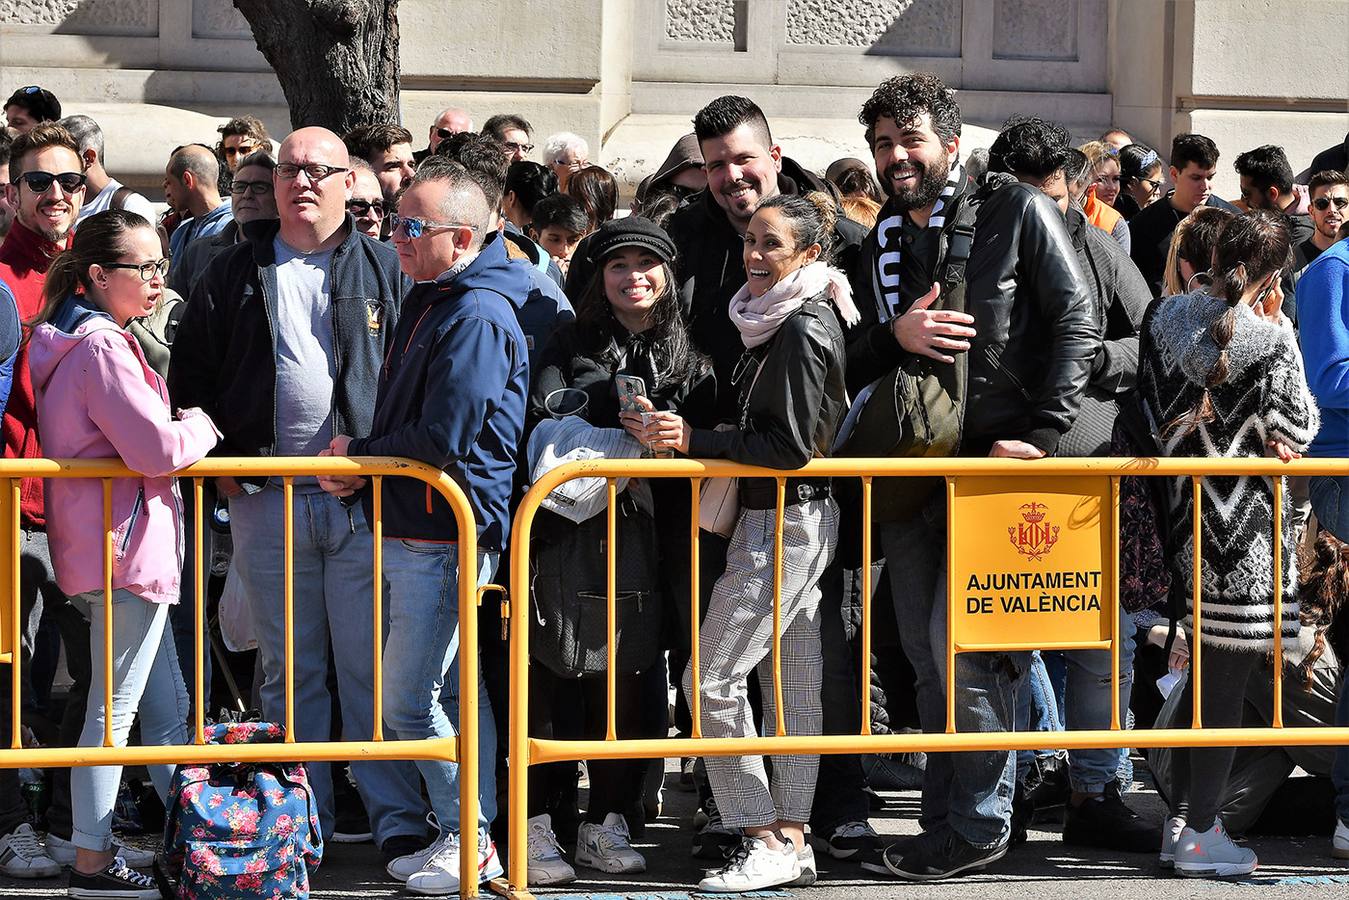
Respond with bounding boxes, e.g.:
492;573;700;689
987;115;1072;179
858;73;961;150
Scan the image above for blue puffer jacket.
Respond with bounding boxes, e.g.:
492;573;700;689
349;235;530;550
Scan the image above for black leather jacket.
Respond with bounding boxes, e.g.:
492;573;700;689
961;174;1100;455
688;296;847;497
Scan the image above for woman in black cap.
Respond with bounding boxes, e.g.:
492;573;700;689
523;216;715;884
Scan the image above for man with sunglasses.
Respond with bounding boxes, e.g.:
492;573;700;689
163;144;232;274
347;159;387;241
319;156;529;896
169;126;429;866
216;115;272;174
414;107;474;164
0;123;84;880
57;115;156;226
1296;170;1349;271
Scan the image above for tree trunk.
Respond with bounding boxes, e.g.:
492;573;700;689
232;0;401;134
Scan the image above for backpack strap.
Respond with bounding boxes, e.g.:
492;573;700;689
110;186;134;211
935;191;979;311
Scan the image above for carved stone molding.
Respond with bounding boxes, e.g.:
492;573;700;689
665;0;735;43
785;0;960;57
193;0;251;39
993;0;1078;61
0;0;157;35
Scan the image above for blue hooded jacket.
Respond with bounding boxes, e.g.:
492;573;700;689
1298;237;1349;457
349;233;530;550
0;280;22;418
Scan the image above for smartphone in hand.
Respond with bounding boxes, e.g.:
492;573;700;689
615;373;647;413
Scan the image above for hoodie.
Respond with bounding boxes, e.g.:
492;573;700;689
349;234;530;550
29;296;219;604
1298;238;1349;457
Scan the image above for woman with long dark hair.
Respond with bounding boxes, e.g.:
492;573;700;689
28;209;218;898
1139;209;1319;877
525;217;714;884
1116;143;1166;220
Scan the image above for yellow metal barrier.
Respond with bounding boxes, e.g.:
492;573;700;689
501;456;1349;898
0;456;493;898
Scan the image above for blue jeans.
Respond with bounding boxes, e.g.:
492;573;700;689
228;486;427;843
1014;652;1063;781
380;539;497;831
880;497;1026;849
71;590;188;852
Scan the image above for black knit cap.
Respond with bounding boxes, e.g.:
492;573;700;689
586;216;676;266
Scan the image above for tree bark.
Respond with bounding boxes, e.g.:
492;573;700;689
232;0;401;134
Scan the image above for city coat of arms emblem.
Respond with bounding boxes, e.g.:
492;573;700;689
1008;501;1059;561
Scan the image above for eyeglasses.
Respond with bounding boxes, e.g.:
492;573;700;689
275;163;348;182
504;141;534;155
347;198;386;218
222;144;259;159
1137;176;1163;193
1312;196;1349;212
13;171;87;194
229;179;273;196
387;213;475;239
103;258;170;282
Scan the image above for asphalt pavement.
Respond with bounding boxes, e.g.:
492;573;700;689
4;755;1347;899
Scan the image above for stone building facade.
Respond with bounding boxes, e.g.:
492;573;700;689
1;0;1345;199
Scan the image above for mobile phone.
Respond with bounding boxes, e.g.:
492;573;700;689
615;373;647;412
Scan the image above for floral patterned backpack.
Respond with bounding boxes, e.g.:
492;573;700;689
162;721;323;898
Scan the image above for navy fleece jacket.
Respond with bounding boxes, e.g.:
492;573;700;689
350;235;530;549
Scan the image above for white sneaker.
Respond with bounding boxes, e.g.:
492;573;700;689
697;836;801;893
0;823;60;878
386;813;441;883
1159;815;1185;867
405;827;502;896
788;842;817;887
1332;818;1349;860
526;813;576;885
576;812;646;874
45;832;155;869
1174;819;1257;878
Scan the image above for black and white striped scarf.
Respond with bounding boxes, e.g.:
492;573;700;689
871;162;964;321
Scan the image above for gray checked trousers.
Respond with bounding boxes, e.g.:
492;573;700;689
682;497;838;829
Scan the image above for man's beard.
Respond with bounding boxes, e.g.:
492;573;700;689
28;204;74;243
881;155;951;211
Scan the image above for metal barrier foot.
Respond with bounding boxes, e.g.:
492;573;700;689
486;876;534;900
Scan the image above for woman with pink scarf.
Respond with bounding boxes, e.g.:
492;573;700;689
633;191;858;892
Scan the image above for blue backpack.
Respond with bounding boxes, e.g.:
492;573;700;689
162;721;323;898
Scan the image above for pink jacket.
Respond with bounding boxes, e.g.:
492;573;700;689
29;300;219;604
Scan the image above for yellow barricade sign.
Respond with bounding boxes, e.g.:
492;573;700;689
0;485;10;665
949;476;1113;651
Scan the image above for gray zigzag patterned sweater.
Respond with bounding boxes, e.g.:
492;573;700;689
1139;291;1320;653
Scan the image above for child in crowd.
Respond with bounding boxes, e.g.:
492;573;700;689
530;193;589;276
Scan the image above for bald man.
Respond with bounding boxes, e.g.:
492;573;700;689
415;107;474;162
165;142;232;267
168;126;428;856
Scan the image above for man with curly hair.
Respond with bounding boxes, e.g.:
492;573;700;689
850;77;1099;882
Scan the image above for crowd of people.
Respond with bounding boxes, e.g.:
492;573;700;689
1;74;1348;898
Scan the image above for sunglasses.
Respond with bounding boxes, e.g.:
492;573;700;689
229;179;273;196
504;141;535;155
387;213;475;239
347;198;386;218
13;171;87;194
1312;196;1349;212
274;163;348;182
436;128;458;141
222;144;259;158
103;258;171;282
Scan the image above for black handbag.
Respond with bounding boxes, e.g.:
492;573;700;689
529;496;663;679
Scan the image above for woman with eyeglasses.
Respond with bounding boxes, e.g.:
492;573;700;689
1116;143;1166;220
27;208;219;899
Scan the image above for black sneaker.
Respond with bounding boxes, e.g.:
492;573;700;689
883;825;1008;882
1010;779;1034;846
874;828;942;875
1063;782;1156;853
68;858;158;899
1026;755;1071;823
818;820;882;860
